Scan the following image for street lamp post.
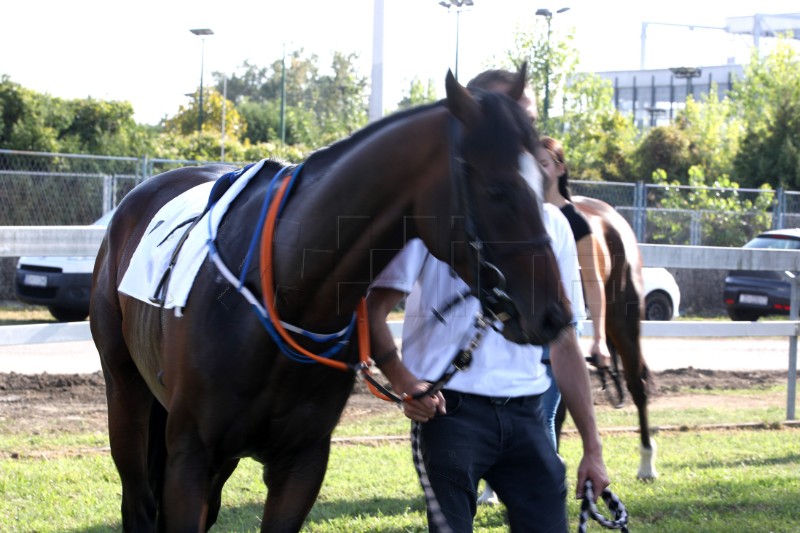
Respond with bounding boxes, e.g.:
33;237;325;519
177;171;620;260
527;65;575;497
535;7;569;123
670;66;702;102
280;43;287;144
438;0;474;81
190;28;214;133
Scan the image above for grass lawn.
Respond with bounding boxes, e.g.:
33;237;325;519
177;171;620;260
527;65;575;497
1;421;797;531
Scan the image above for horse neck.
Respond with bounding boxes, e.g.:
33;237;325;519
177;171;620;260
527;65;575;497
272;107;452;328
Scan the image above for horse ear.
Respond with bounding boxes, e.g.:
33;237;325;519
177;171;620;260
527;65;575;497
507;62;528;101
445;69;481;128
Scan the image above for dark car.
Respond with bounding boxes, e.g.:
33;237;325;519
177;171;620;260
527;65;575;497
723;228;800;321
15;210;114;322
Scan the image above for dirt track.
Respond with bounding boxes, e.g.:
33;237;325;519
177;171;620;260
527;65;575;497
0;368;790;437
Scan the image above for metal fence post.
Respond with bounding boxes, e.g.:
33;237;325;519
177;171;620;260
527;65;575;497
690;211;701;245
634;181;646;242
141;155;150;182
773;187;785;230
102;175;113;214
788;272;798;421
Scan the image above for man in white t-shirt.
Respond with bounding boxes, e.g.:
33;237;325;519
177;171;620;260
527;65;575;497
367;196;608;531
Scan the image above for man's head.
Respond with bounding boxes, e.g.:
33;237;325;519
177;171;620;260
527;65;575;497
467;68;538;124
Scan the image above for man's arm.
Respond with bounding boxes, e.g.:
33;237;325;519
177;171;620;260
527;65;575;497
366;288;445;421
550;327;609;499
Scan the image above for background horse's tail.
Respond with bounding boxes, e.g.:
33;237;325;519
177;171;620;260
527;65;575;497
147;401;168;524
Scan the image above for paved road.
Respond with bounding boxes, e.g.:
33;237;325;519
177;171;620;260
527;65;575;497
0;337;795;375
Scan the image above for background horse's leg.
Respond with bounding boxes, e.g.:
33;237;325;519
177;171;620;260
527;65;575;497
606;285;657;481
261;440;332;532
206;458;241;530
554;400;567;451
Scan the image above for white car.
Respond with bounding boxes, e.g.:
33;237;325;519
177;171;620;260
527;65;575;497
642;266;681;320
15;210;114;322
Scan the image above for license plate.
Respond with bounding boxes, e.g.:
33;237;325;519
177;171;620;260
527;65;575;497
739;294;767;306
23;274;48;287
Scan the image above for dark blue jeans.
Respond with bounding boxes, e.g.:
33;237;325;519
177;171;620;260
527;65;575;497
417;389;568;532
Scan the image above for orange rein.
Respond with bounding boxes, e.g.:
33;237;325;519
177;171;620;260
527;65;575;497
258;174;397;402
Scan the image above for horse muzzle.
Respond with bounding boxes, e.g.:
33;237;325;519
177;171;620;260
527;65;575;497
501;300;572;346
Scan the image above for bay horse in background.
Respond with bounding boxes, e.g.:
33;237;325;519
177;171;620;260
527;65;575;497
561;196;657;480
90;65;573;532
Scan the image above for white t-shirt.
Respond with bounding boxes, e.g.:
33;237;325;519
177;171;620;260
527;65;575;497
371;203;585;397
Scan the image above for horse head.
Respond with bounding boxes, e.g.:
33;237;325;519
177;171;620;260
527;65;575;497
418;64;572;346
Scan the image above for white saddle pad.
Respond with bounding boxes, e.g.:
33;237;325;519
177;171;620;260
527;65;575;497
118;160;267;312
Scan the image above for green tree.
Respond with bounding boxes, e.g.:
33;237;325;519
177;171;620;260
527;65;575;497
648;167;773;246
212;51;369;148
0;76;152;156
501;24;638;182
644;87;742;186
236;100;278;145
556;72;638;182
504;17;578;125
731;37;800;189
164;88;245;141
396;78;438;110
633;125;692;183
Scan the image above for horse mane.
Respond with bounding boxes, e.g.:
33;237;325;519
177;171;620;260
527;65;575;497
463;89;538;158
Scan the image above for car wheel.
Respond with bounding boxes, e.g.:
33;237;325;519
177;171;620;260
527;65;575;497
645;291;673;321
47;306;89;322
727;308;760;322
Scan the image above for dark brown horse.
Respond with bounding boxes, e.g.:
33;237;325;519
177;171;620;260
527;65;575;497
90;66;573;532
567;195;657;480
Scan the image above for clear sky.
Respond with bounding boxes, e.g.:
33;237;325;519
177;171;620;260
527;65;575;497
1;0;798;125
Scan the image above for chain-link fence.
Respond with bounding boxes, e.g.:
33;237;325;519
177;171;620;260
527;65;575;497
572;180;792;247
0;151;243;225
2;149;798;247
0;150;142;225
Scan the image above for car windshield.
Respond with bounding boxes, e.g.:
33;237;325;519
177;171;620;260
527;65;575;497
744;236;800;250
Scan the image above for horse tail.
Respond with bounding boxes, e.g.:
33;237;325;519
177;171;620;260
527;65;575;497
147;400;168;520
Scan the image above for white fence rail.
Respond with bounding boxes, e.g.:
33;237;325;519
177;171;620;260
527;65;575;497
1;229;797;419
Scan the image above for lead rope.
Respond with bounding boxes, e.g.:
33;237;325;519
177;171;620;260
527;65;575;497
578;480;629;532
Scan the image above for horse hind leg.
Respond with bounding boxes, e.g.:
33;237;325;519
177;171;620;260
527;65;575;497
626;357;657;480
100;355;162;530
606;316;657;480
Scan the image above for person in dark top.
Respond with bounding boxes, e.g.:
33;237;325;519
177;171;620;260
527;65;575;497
536;135;610;371
527;135;612;449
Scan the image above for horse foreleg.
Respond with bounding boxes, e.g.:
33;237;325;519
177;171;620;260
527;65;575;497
206;458;240;531
161;418;215;531
261;439;332;533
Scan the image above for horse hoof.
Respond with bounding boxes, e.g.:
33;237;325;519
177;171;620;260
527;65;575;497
637;440;658;481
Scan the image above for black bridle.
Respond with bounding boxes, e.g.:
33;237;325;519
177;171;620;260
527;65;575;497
448;117;551;331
